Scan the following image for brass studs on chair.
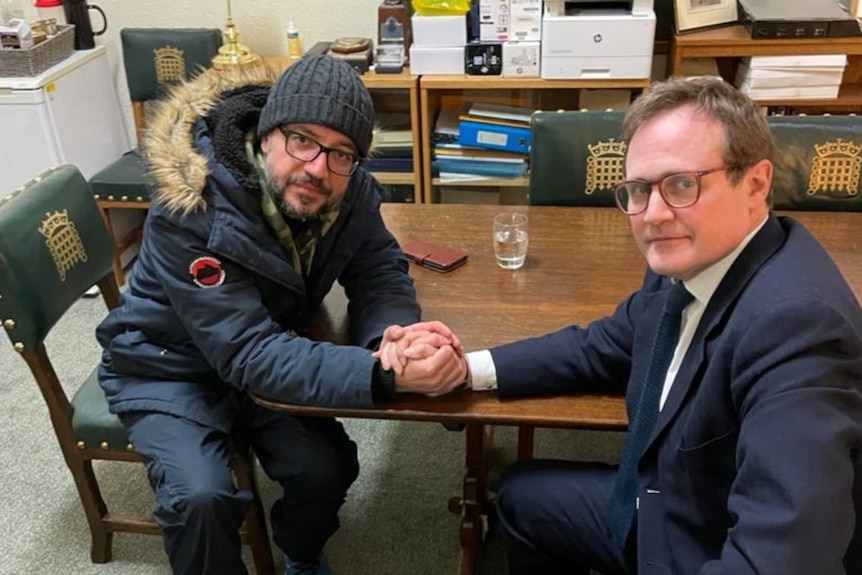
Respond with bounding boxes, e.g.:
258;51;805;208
3;319;15;330
107;195;115;201
100;441;109;450
126;443;135;451
121;196;129;201
76;440;86;449
136;196;145;202
13;342;24;352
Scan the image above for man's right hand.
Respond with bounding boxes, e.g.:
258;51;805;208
375;320;463;374
393;343;468;395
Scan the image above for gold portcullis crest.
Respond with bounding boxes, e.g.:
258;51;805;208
808;138;861;197
586;139;626;195
38;210;88;282
154;46;187;85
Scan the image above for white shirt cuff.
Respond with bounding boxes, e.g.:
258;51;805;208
465;350;498;391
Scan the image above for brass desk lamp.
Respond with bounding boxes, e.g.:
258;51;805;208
212;0;262;70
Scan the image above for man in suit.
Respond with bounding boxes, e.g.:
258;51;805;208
380;76;862;574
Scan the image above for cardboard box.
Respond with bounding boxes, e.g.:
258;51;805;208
479;0;510;42
502;41;540;77
409;45;464;75
412;14;467;47
510;0;542;41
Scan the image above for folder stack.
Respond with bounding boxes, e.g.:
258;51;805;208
431;102;532;181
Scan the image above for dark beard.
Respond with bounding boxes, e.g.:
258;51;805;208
265;170;330;221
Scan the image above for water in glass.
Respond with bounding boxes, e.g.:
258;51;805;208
494;228;528;269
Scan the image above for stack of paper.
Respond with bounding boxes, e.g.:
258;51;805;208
735;55;847;100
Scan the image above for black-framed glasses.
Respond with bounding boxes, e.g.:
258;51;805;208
278;127;360;177
613;166;728;216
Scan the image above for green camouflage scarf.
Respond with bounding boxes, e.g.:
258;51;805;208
247;132;340;277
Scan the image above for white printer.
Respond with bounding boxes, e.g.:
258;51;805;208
541;0;656;79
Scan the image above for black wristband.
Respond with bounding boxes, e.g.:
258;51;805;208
371;360;397;404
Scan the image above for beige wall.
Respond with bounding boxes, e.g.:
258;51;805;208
24;0;383;143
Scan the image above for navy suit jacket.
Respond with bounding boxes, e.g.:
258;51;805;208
491;215;862;574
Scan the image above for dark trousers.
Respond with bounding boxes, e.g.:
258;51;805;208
121;399;358;575
495;459;634;575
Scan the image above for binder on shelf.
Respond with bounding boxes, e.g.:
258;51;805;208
365;157;415;172
434;142;527;161
458;114;532;154
467;102;534;123
432;158;527;178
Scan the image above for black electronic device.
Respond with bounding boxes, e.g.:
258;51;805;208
465;42;502;75
738;0;862;39
304;41;332;58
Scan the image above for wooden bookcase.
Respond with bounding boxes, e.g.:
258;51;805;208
669;25;862;111
418;75;650;203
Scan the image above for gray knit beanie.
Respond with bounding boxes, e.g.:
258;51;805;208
257;55;375;157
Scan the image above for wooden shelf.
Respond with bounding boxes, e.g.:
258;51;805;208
420;75;651;90
669;25;862;112
263;57;418;88
372;172;416;186
671;25;862;75
420;75;649;202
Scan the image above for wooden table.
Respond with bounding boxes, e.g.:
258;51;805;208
253;204;862;574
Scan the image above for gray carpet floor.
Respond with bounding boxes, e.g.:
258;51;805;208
0;295;623;575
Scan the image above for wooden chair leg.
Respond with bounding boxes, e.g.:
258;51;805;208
66;456;113;563
233;457;275;575
98;207;126;287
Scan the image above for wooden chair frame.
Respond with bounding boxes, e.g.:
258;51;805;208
4;167;274;574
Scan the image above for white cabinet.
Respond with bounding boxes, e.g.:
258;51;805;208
0;45;131;192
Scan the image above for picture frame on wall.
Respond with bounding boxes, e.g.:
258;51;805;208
674;0;739;34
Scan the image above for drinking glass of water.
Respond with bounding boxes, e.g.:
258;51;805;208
493;212;529;270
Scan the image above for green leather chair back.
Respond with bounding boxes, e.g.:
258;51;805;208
121;27;223;102
529;110;625;206
0;165;114;351
768;115;862;211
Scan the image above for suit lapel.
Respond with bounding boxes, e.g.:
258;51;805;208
647;215;788;447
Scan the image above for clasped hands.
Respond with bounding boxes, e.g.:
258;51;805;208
373;321;468;395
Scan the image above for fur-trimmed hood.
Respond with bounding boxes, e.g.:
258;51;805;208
145;65;276;216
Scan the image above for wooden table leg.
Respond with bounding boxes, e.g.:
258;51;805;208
448;422;494;575
516;425;535;461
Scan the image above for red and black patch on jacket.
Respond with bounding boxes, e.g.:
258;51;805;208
189;256;225;288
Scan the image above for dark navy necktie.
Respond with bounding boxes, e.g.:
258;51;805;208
609;281;694;544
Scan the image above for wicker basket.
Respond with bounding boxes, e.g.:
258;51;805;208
0;25;75;78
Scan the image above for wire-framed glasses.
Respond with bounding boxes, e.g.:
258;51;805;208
613;167;727;215
278;127;359;176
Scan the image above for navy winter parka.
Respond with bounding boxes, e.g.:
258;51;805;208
96;68;420;432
